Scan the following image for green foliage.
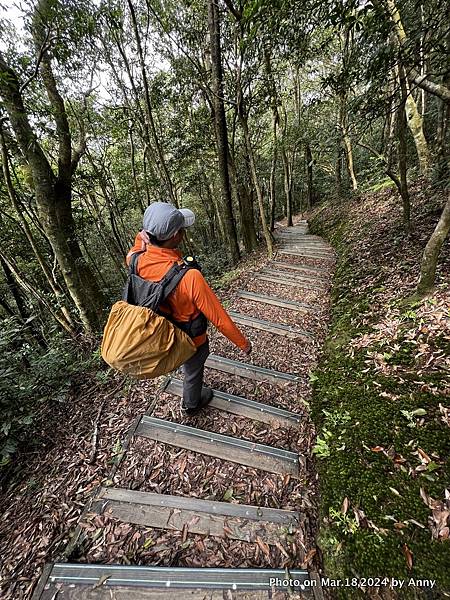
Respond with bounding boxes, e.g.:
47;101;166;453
313;408;351;459
0;318;101;466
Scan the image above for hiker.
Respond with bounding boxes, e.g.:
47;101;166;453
127;202;252;415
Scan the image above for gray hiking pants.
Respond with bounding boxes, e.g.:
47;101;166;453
182;339;210;409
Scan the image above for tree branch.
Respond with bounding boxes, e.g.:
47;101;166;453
222;0;242;21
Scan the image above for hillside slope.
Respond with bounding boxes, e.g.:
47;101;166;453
309;182;450;598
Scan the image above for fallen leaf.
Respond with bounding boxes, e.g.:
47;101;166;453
341;497;349;515
417;448;431;463
301;548;317;567
92;574;111;589
402;544;413;570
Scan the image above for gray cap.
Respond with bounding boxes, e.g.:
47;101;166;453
143;202;195;241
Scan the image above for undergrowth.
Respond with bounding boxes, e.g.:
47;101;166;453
0;321;106;469
309;183;450;599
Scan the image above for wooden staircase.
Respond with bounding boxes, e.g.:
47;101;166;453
32;221;331;600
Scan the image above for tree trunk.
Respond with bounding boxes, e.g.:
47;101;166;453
281;146;293;226
269;121;277;231
435;28;450;181
335;143;343;197
403;75;430;175
264;47;293;226
129;125;146;212
398;65;411;231
0;260;46;352
0;43;105;333
0;127;75;331
339;93;358;191
306;143;314;209
238;107;273;257
385;0;430;174
416;194;450;295
127;0;178;206
0;250;74;336
228;149;257;251
208;0;240;263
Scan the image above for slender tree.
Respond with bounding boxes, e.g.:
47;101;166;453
208;0;240;263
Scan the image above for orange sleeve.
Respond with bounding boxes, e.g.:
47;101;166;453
185;270;249;350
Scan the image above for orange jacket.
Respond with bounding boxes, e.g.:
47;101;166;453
126;234;248;349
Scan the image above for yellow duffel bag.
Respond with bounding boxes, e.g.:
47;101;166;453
101;300;196;379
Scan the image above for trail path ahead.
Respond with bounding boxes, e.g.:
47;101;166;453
33;219;335;600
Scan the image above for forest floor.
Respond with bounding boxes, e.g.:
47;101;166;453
309;180;449;599
0;217;333;599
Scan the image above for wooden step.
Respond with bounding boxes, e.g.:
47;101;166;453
164;377;302;427
35;564;315;599
277;236;325;243
280;245;331;252
275;234;311;239
278;240;333;249
279;246;333;256
262;267;329;282
272;262;329;276
261;270;328;289
275;235;324;242
136;416;300;476
256;274;319;289
238;290;318;313
278;250;334;260
91;487;301;545
276;226;308;231
205;354;300;384
279;240;334;254
228;310;313;340
273;232;311;237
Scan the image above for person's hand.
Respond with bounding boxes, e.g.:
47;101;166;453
243;341;252;355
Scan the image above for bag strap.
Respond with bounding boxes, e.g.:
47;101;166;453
160;263;192;303
129;251;145;275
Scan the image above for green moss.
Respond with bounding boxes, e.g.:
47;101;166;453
309;202;450;597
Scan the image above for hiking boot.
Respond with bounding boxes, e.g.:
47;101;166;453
182;387;213;415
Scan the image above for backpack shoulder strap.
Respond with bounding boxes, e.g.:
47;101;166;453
129;250;145;275
160;263;194;302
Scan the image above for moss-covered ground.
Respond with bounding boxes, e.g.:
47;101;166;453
309;183;449;599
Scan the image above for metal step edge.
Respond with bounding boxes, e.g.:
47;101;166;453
165;377;303;426
205;354;300;382
228;310;314;338
94;486;300;525
46;564;312;589
137;416;299;465
238;290;319;312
